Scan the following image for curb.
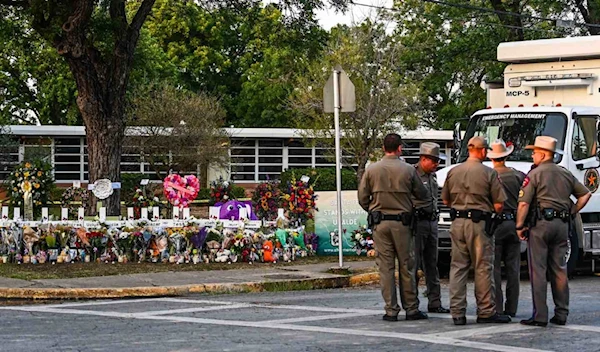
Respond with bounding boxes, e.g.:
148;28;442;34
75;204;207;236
0;272;380;300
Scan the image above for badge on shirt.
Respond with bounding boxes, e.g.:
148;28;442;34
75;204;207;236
522;176;530;188
519;189;524;198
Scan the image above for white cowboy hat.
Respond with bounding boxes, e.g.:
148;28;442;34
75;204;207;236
487;139;514;159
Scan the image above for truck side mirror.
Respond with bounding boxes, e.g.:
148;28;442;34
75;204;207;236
453;121;462;162
596;119;600;160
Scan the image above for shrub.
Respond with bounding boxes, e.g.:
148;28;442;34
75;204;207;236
279;167;357;191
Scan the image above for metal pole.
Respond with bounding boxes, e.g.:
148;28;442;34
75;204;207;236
333;68;344;268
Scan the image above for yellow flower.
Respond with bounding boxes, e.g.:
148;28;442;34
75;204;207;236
23;171;30;178
13;187;17;192
25;162;31;168
21;181;32;193
14;172;19;177
34;183;40;189
37;171;42;177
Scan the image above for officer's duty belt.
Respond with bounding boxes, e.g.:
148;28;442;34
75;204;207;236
382;213;409;221
414;209;438;221
497;211;515;221
540;208;570;222
450;209;491;222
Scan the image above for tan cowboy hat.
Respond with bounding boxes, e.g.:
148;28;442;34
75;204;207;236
419;142;447;161
525;136;564;155
487;139;514;159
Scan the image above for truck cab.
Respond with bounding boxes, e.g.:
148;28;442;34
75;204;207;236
436;36;600;274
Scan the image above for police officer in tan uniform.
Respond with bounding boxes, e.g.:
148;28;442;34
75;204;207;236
441;136;511;325
358;133;429;321
487;139;526;318
516;136;591;327
412;142;450;314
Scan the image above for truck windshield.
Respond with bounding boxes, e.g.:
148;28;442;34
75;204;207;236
458;112;567;163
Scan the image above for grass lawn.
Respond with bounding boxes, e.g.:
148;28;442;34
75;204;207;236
0;256;375;280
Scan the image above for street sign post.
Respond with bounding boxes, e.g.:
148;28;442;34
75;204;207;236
323;65;355;268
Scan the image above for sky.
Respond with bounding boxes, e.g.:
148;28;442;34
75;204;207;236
314;0;394;30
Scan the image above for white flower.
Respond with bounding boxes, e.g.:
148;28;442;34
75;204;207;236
139;196;144;201
223;181;229;187
136;189;142;193
153;197;159;202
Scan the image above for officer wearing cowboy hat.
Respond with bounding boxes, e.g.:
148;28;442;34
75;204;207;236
487;139;526;318
441;136;511;325
412;142;450;314
516;136;591;327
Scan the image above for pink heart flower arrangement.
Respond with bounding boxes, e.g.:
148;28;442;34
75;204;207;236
163;174;200;208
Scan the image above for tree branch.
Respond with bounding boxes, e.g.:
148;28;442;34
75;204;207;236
128;0;156;43
109;0;128;39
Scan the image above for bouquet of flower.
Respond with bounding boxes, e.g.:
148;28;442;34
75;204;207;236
280;174;318;224
209;176;234;205
61;186;90;219
129;188;161;219
252;180;281;221
350;225;374;255
6;160;53;217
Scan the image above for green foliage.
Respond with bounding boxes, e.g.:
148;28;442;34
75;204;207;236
0;7;79;125
120;173;147;201
279;168;357;191
143;0;327;127
392;0;573;129
232;185;247;199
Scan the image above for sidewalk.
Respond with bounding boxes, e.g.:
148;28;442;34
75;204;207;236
0;261;379;300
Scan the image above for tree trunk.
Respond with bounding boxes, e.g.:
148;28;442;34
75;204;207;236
85;114;125;216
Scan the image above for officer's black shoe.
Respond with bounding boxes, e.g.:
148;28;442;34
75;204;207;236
382;314;398;322
550;316;566;326
453;317;467;325
477;313;511;324
504;311;516;318
406;311;428;320
428;306;450;314
520;318;547;327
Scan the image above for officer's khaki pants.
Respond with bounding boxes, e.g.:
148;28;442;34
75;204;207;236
449;218;496;318
415;219;442;309
493;220;521;316
528;219;569;323
374;221;419;316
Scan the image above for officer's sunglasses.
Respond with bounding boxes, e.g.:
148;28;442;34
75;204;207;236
424;156;440;164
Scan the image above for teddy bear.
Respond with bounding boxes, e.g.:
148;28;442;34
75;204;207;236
262;240;275;263
215;248;231;263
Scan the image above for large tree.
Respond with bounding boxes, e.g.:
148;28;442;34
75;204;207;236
290;20;421;182
0;0;158;215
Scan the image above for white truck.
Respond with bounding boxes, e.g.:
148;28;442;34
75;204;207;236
436;36;600;275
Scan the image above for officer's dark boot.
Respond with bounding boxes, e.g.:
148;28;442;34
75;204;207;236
477;313;511;324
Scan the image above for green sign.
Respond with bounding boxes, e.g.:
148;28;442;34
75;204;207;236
314;191;368;256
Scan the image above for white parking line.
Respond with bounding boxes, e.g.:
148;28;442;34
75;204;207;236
558;324;600;333
132;303;250;316
262;312;377;324
0;305;551;352
428;324;538;338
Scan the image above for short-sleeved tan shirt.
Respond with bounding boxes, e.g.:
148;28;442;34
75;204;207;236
358;155;429;214
518;161;589;212
441;157;507;212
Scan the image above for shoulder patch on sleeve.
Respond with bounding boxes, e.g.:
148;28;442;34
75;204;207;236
522;176;530;188
519;189;524;198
